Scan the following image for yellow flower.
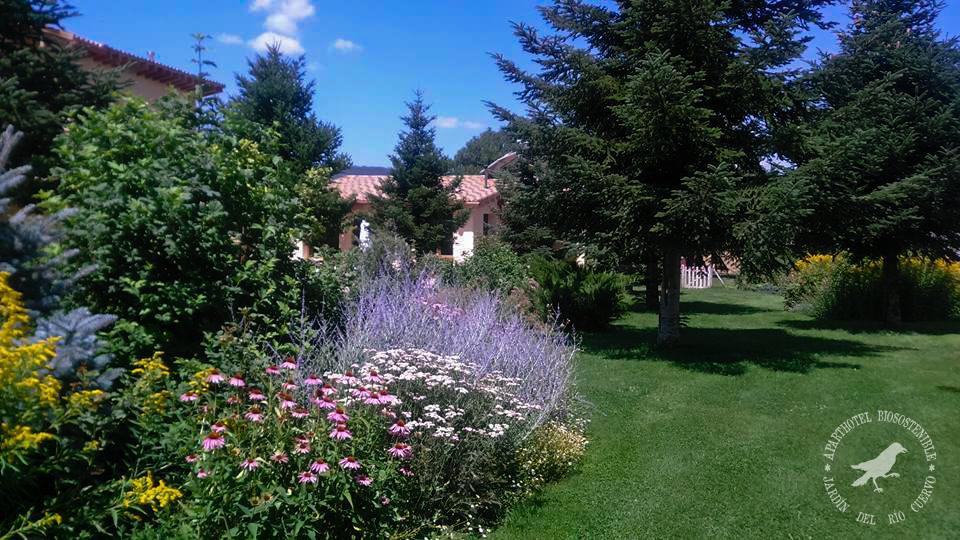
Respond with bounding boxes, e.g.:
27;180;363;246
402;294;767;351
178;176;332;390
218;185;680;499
123;472;183;513
82;439;101;453
1;424;55;459
189;367;216;393
67;389;105;410
131;352;169;377
142;390;170;415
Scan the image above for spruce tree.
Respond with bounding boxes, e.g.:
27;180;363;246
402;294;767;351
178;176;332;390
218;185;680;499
790;0;960;326
451;128;520;174
371;92;467;254
490;0;831;344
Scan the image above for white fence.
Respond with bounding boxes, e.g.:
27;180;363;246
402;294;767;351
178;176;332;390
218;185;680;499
681;264;713;289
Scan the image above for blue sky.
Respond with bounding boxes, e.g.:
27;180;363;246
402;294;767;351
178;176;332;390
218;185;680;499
69;1;960;166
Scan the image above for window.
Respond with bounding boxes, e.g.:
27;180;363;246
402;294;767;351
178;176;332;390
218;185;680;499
482;213;492;236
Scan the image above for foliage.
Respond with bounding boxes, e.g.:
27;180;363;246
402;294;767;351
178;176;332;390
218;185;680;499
230;44;350;174
784;254;960;321
0;0;119;194
47;97;314;360
512;420;588;498
451;237;528;295
489;0;833;343
527;257;628;331
450;128;520;174
295;166;354;248
370;92;467;254
787;0;960;325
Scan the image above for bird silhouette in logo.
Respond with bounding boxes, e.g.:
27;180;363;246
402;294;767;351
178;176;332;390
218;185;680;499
851;442;908;493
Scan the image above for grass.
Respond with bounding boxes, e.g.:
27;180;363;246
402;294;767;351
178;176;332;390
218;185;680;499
491;287;960;539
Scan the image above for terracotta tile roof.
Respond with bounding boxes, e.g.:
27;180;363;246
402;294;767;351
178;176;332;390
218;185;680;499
43;28;224;95
332;174;499;205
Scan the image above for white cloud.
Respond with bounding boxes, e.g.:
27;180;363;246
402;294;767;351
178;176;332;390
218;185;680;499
331;38;361;53
435;116;484;130
265;13;297;34
217;33;244;45
249;32;304;55
251;0;274;10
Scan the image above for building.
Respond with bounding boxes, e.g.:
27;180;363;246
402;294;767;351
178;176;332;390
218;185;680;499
42;28;224;100
327;153;517;262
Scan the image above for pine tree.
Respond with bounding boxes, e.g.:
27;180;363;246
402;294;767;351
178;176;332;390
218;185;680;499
790;0;960;326
490;0;831;344
0;0;119;199
0;125;117;387
371;92;467;254
231;44;350;173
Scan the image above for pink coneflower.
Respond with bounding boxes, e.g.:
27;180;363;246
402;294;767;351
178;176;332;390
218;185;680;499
282;379;298;391
381;496;391;506
327;406;349;423
206;369;225;384
303;374;322;386
248;388;266;401
389;420;411;437
277;392;296;409
310;460;330;474
226;395;241;405
291;406;310;419
185;454;199;463
378;392;396;405
270;451;289;464
364;369;384;384
320;383;337;396
211;421;227;433
339;370;359;385
330;423;352;441
279;357;297;370
294;441;311;454
265;365;280;376
240;458;260;471
399;467;414;477
202;432;225;451
352;386;372;399
387;442;412;459
245;407;264;422
356;475;373;486
229;373;246;387
339;456;361;470
179;391;199;402
314;394;336;410
196;469;209;478
364;392;382;406
298;471;318;484
294;434;311;444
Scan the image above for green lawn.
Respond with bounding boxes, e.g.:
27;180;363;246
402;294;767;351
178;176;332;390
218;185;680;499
492;287;960;539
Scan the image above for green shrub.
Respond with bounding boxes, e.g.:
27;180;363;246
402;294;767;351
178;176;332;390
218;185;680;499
785;255;960;321
452;237;528;295
528;257;628;331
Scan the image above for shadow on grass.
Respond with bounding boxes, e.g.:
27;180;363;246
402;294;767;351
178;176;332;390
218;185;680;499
937;385;960;394
777;318;960;336
581;325;899;376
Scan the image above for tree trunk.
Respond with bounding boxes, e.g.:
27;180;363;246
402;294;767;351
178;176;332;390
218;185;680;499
658;248;682;346
644;249;660;311
881;252;903;328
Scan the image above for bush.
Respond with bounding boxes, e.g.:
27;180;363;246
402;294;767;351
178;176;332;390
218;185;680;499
528;257;628;331
784;254;960;321
452;237;528;295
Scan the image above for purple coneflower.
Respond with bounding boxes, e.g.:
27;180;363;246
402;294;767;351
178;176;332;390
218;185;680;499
356;475;373;486
240;458;259;471
226;395;241;405
327;406;349;423
399;467;414;477
387;442;412;459
282;379;298;391
389;420;411;437
378;392;397;405
229;373;245;387
298;471;318;484
211;421;227;433
265;365;280;376
339;370;358;385
245;407;264;422
364;392;382;406
315;395;336;410
339;456;361;470
185;453;199;463
304;374;322;386
294;441;311;454
196;469;209;478
179;391;199;402
270;451;289;464
206;369;225;384
320;383;337;396
330;423;352;441
310;460;330;474
364;369;384;384
351;386;372;399
279;357;297;370
291;406;310;419
277;392;296;409
202;431;225;451
248;388;267;401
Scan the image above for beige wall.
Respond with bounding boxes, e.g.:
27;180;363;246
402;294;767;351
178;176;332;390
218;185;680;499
77;57;186;101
